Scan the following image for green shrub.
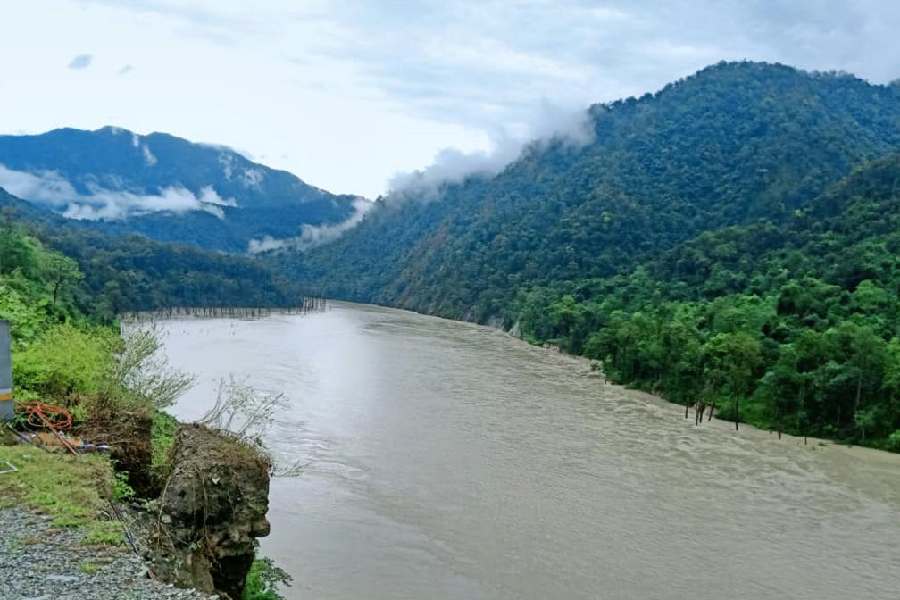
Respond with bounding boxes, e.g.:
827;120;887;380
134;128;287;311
887;431;900;452
0;281;49;343
112;470;136;502
151;410;179;480
13;323;117;400
242;556;291;600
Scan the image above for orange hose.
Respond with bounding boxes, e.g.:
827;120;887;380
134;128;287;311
23;402;74;431
22;402;77;455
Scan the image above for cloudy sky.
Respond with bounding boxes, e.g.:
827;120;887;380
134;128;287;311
1;0;898;198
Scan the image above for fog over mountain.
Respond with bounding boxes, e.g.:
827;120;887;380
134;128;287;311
0;126;360;252
387;101;596;199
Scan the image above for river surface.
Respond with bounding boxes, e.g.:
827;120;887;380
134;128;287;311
160;302;900;600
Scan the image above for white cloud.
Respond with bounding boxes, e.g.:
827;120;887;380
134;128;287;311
0;164;79;206
3;1;899;198
0;163;232;220
63;185;227;220
67;53;93;69
198;185;237;207
219;153;234;179
142;144;158;166
388;101;594;198
241;168;263;188
247;197;373;254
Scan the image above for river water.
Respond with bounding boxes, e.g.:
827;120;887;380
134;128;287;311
160;302;900;600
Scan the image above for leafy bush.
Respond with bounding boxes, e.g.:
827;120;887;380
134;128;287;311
888;431;900;452
242;556;291;600
151;410;179;481
12;323;117;400
112;325;195;410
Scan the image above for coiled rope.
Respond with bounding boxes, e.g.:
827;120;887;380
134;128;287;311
22;402;77;454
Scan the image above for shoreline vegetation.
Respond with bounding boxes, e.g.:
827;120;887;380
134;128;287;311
528;334;900;460
278;63;900;455
0;222;291;599
1;59;899;598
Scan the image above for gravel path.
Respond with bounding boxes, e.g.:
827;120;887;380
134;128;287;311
0;508;217;600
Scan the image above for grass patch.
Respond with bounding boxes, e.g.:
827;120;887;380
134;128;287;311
84;520;125;546
79;561;101;575
0;445;123;544
151;410;178;481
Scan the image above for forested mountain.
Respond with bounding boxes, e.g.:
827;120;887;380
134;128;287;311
273;61;900;449
1;187;302;319
513;154;900;449
0;126;360;252
3;61;898;449
283;61;900;321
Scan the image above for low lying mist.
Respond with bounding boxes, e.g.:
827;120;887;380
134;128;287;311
386;101;595;201
0;163;236;220
247;197;373;254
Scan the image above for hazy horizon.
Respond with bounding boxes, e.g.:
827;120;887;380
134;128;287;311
2;1;898;198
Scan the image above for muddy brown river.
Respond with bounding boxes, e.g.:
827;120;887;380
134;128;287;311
160;302;900;600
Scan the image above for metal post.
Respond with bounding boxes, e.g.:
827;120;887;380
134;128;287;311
0;320;12;421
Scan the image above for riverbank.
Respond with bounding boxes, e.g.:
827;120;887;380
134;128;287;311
0;444;217;599
1;415;283;600
158;305;900;600
528;331;900;461
0;508;216;600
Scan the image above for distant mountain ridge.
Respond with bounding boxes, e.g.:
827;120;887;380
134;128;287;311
282;61;900;321
0;126;362;252
0;186;304;314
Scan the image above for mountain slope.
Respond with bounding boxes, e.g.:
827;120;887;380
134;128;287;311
510;153;900;448
1;187;302;317
283;61;900;321
0;126;360;252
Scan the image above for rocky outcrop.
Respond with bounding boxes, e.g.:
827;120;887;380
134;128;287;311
148;424;271;600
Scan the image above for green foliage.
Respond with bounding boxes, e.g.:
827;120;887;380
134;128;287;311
511;155;900;448
151;410;179;480
242;556;292;600
82;520;125;546
0;446;123;544
112;470;136;502
283;62;900;324
112;325;195;410
0;220;83;342
888;431;900;452
0;280;48;343
1;188;308;320
79;561;101;575
1;217;195;451
13;324;117;400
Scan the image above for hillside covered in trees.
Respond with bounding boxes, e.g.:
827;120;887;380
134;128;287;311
3;61;898;450
278;61;900;449
1;188;303;319
514;155;900;450
284;62;900;320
